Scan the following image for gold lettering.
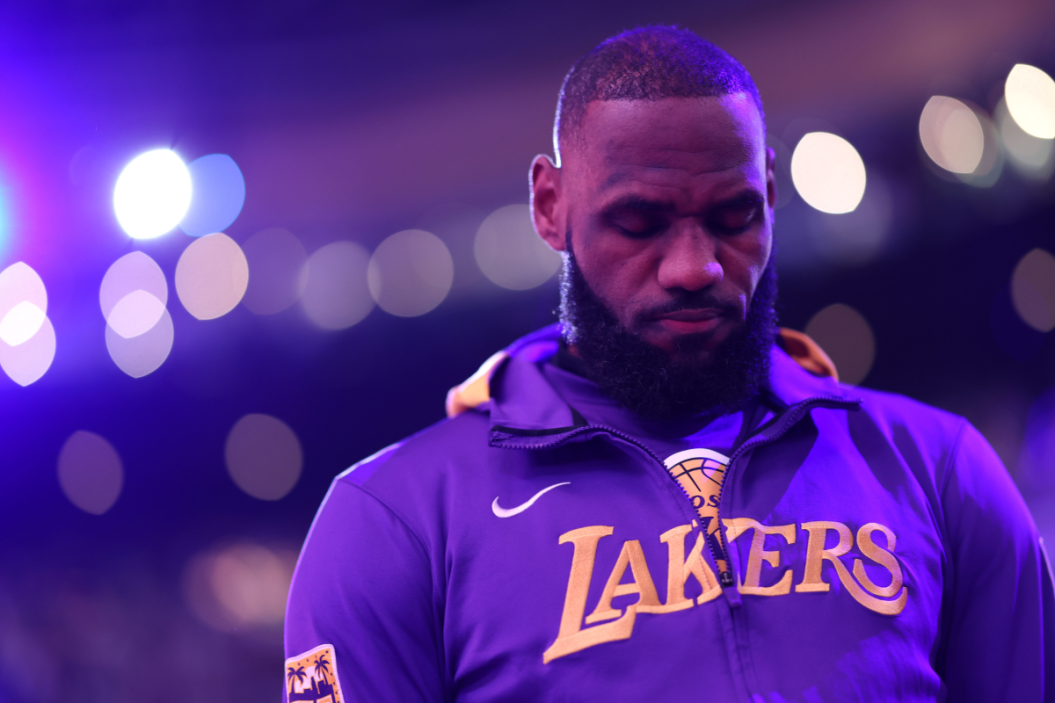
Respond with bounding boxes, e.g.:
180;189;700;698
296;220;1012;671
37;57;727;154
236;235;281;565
853;523;906;600
586;539;661;623
796;521;907;616
724;518;796;596
656;524;720;612
543;526;637;664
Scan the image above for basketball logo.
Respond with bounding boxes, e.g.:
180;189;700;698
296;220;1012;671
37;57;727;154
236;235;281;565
664;448;731;574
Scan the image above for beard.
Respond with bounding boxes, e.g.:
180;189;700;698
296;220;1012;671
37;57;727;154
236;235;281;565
558;239;778;421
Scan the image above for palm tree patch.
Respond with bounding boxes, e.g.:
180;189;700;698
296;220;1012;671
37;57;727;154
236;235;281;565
285;644;343;703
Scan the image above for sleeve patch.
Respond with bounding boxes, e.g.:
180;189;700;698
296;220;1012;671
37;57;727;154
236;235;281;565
285;644;344;703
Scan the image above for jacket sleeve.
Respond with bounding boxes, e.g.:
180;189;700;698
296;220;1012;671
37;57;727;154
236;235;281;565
283;479;447;702
938;421;1055;701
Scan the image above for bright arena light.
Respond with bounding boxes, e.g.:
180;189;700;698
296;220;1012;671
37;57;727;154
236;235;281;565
183;542;297;631
175;233;249;320
474;204;561;290
225;413;303;501
919;97;985;174
300;241;374;330
105;307;174;378
804;303;875;386
0;262;47;346
180;154;247;237
1005;64;1055;139
0;314;55;386
242;228;307;315
368;230;454;317
113;149;193;240
790;132;867;214
57;430;123;515
1011;248;1055;333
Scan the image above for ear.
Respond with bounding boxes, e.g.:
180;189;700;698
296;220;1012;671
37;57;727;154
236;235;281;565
765;146;778;210
530;154;567;251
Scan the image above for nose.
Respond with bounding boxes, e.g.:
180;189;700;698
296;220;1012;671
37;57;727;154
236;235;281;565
655;223;723;292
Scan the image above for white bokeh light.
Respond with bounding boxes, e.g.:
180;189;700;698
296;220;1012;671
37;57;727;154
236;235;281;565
1005;64;1055;140
107;290;166;339
368;230;454;317
0;262;47;346
175;233;249;320
106;307;174;378
113;149;193;239
300;241;375;330
791;132;867;214
0;314;55;386
919;96;985;174
0;301;46;347
474;204;561;290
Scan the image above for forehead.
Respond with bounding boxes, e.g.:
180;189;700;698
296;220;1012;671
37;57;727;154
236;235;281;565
570;94;765;192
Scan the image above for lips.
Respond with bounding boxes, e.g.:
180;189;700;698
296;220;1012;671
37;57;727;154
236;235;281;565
653;308;725;335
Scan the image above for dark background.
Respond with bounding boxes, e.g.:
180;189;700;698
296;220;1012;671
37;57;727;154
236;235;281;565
0;1;1053;700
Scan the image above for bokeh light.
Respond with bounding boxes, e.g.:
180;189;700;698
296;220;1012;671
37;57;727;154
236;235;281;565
367;229;453;317
919;96;985;174
183;542;297;631
474;204;561;290
804;303;876;386
107;290;166;339
1005;64;1055;139
113;149;192;240
0;315;55;386
0;262;48;346
105;307;174;378
299;241;374;330
0;301;46;347
415;202;486;288
790;132;867;214
179;154;246;237
1011;248;1055;333
225;413;303;501
100;252;167;318
57;430;123;515
175;233;249;320
241;228;307;315
996;98;1055;179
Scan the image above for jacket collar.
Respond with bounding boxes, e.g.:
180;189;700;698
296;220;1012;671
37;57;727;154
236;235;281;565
445;323;859;442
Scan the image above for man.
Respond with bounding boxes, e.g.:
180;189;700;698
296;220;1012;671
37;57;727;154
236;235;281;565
284;27;1054;701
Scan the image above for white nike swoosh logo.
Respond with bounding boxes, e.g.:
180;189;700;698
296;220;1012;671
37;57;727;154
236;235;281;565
492;482;570;518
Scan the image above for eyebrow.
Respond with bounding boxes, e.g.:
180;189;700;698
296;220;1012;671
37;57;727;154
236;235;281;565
599;189;766;217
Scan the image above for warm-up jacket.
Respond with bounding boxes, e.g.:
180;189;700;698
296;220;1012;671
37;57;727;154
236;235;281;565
284;324;1054;702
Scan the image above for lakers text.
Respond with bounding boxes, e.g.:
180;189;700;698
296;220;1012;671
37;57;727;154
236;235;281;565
544;519;907;663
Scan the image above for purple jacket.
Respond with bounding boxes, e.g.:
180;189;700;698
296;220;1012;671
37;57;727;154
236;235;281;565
284;324;1054;702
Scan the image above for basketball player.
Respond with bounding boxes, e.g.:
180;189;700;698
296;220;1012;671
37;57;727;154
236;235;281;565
283;26;1054;702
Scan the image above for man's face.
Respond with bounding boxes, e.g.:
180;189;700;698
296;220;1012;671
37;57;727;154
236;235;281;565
535;94;776;365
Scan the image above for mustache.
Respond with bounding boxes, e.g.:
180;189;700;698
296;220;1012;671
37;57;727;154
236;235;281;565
636;292;741;322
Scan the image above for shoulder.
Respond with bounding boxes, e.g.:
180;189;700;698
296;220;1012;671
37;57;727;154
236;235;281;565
325;407;495;543
849;385;967;447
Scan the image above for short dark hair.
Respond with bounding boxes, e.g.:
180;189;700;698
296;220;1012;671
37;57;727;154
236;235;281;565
554;26;765;162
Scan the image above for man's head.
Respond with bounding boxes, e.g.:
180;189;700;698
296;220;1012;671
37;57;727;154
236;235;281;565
530;26;778;419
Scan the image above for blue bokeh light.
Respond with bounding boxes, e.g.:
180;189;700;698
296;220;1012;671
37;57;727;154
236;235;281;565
180;154;246;237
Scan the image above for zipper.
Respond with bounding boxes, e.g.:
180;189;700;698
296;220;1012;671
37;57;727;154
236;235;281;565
493;394;857;600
